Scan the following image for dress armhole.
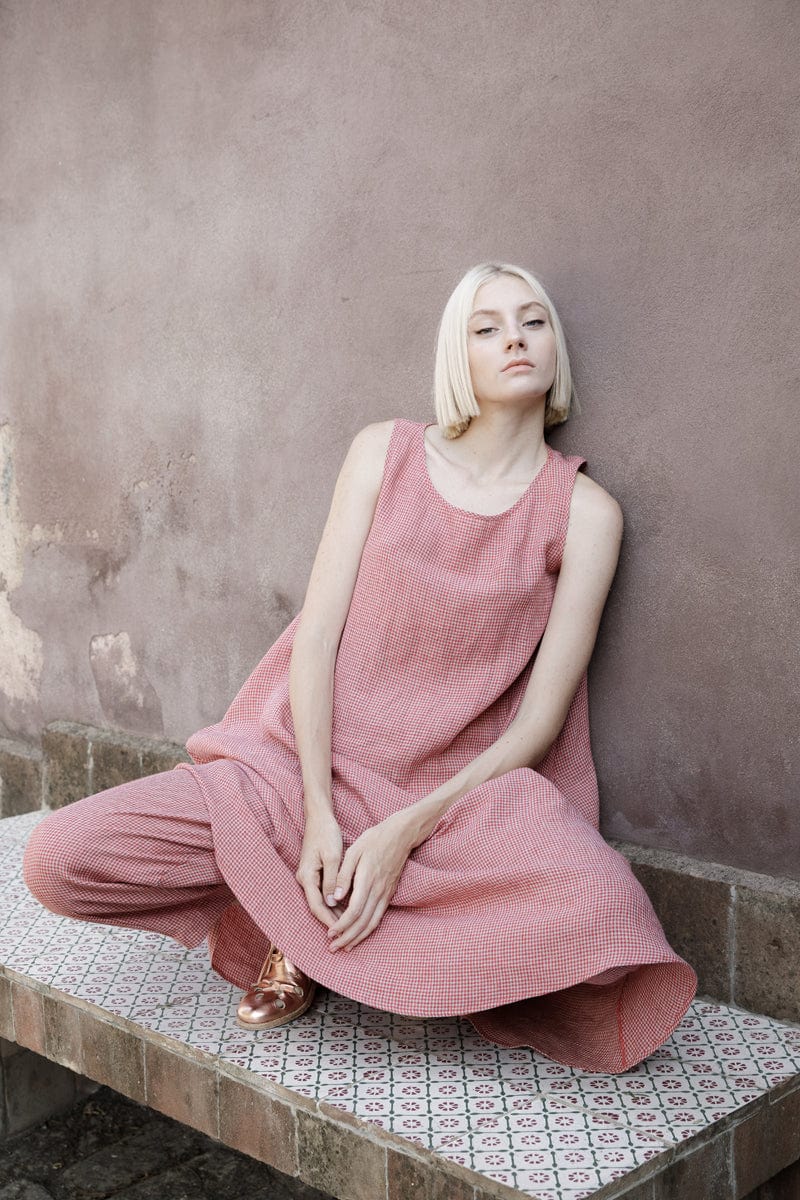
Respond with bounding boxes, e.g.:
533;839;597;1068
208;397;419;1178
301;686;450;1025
369;417;405;505
546;456;588;574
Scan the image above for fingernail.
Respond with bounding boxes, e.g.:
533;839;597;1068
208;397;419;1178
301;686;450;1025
326;894;335;905
334;888;343;899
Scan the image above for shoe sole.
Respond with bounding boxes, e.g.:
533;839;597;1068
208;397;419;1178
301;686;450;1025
235;983;317;1031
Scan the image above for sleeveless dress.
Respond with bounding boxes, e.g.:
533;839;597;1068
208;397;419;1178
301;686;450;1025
181;418;696;1073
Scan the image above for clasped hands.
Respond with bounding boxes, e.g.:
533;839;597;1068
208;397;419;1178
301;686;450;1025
295;807;416;952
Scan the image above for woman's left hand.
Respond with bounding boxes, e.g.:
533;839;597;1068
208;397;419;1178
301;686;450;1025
326;812;415;952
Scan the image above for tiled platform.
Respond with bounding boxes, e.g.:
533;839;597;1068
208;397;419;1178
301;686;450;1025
2;812;800;1200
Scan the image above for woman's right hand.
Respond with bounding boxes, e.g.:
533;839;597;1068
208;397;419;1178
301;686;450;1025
295;806;345;929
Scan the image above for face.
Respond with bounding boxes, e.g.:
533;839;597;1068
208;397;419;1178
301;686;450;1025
466;273;557;409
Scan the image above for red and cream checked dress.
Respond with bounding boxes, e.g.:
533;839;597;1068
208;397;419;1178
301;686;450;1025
24;418;696;1073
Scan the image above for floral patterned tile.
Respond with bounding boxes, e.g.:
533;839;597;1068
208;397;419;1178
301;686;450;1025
2;811;800;1199
540;1000;800;1145
544;1067;763;1143
468;1098;668;1198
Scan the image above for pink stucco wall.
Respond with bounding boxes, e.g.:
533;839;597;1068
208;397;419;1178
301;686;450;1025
1;1;798;875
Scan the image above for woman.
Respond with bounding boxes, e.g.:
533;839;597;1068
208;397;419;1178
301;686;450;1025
23;262;696;1074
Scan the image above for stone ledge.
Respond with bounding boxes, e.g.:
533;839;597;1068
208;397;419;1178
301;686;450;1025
1;724;191;819
3;967;800;1200
38;721;190;809
0;736;43;818
614;841;800;1026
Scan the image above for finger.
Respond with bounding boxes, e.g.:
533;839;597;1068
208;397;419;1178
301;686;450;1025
341;910;385;950
307;892;337;929
330;896;383;950
332;849;358;905
329;888;380;946
298;875;337;929
327;877;371;941
331;864;372;925
321;852;343;907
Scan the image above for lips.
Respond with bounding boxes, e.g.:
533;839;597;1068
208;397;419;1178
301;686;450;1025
503;359;534;371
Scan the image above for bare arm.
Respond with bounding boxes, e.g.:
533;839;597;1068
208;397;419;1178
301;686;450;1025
392;471;624;847
290;420;394;922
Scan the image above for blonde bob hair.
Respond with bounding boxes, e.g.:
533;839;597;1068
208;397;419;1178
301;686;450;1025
433;262;576;439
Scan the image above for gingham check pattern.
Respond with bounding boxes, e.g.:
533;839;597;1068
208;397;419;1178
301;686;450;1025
24;419;695;1073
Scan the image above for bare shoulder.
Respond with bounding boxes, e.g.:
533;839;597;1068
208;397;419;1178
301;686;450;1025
339;419;397;495
569;470;624;543
349;419;396;460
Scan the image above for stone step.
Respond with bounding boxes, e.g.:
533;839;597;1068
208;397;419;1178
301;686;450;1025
0;1084;335;1199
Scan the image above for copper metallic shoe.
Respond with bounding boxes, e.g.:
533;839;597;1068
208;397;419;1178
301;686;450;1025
236;946;317;1030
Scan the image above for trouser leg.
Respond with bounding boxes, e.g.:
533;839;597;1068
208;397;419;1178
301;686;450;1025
22;764;239;951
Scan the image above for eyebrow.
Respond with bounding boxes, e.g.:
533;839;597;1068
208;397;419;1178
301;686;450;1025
469;301;547;319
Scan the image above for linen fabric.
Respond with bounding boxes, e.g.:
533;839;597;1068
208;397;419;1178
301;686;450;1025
24;418;696;1073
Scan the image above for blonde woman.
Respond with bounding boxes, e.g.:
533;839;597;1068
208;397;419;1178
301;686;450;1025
23;263;696;1073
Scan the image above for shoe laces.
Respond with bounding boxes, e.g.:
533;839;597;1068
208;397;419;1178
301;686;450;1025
250;978;304;1010
251;948;305;1010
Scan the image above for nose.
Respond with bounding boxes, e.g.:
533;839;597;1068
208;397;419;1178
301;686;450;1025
506;324;526;349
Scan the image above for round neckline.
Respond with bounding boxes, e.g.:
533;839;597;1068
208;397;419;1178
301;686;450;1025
420;422;554;520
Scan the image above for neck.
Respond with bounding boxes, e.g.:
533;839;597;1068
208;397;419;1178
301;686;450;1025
454;405;547;481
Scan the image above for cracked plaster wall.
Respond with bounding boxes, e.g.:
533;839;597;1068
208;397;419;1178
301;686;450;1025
0;0;798;876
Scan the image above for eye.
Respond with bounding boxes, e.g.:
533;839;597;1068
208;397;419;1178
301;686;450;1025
473;326;496;335
524;318;546;328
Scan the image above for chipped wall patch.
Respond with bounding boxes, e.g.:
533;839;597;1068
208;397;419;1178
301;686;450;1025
29;523;66;545
89;632;164;734
0;423;44;708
